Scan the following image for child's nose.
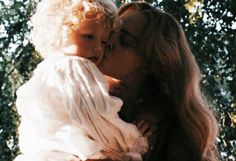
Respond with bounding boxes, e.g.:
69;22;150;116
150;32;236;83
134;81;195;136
94;42;105;55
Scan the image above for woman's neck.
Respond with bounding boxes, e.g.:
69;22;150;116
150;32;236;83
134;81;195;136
106;72;146;102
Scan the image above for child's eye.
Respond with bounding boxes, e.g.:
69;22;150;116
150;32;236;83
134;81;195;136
83;34;94;40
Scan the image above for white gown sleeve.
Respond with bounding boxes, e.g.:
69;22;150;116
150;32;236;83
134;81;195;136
15;56;148;161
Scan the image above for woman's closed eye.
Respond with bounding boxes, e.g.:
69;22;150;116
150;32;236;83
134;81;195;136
118;31;137;48
119;34;131;47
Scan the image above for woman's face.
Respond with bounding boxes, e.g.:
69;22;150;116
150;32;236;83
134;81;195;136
98;9;147;80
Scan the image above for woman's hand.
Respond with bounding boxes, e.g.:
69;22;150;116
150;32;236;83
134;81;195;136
135;120;153;139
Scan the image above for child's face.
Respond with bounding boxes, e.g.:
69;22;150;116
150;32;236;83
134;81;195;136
63;20;110;66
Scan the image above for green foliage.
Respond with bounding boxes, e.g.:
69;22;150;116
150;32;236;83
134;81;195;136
0;0;235;160
153;0;236;159
0;0;41;160
163;1;236;159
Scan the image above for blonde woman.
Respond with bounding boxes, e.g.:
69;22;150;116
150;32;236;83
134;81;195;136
99;2;219;161
14;0;148;161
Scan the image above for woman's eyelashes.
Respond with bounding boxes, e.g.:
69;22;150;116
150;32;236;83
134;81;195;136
119;33;136;48
119;34;129;47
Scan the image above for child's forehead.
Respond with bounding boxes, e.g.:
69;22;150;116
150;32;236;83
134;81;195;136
71;6;109;22
79;19;106;27
78;20;111;33
72;0;108;14
66;0;119;31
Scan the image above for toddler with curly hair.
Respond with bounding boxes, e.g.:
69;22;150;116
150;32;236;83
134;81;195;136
14;0;147;161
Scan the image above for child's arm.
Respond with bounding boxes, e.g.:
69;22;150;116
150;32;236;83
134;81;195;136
16;56;107;160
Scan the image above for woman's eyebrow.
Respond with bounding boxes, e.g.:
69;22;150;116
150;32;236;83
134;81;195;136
120;29;139;43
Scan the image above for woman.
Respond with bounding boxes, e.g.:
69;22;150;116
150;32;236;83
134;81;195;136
99;2;219;161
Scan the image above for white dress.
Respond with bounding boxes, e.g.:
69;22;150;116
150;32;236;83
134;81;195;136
14;56;148;161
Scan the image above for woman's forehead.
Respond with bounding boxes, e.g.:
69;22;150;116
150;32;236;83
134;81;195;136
120;10;147;38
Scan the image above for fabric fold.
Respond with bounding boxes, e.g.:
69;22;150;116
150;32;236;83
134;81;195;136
15;56;148;161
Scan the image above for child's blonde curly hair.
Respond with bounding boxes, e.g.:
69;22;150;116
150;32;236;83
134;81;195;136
30;0;119;58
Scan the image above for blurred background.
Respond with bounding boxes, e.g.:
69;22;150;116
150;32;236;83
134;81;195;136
0;0;235;160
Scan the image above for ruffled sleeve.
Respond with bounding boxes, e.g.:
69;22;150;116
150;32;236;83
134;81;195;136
16;56;147;161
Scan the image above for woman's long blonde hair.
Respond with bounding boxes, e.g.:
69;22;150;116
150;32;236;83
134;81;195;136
119;2;219;161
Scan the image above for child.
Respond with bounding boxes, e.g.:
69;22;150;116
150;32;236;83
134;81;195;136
14;0;148;161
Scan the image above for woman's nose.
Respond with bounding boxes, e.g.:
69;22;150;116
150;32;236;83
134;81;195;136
106;33;118;51
107;30;121;50
105;42;114;51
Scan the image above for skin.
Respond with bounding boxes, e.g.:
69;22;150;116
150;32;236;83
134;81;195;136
63;14;151;161
99;9;154;138
89;5;218;161
98;9;148;100
63;20;110;66
99;10;146;80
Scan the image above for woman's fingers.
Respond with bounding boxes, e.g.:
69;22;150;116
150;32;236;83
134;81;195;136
143;128;153;138
105;75;129;99
136;120;153;138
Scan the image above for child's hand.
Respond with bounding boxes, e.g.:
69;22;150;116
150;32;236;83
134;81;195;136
136;120;153;139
